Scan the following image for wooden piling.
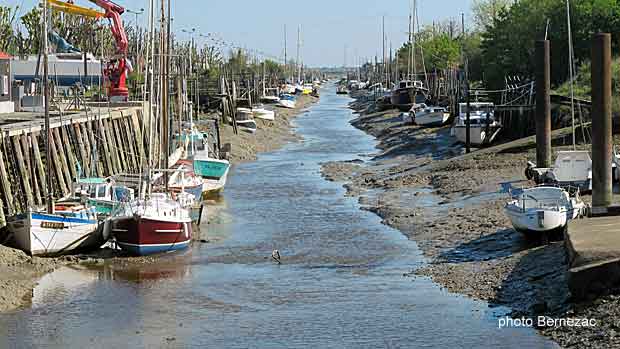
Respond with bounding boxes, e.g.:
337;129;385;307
0;135;15;215
591;33;613;210
13;136;34;208
535;40;552;168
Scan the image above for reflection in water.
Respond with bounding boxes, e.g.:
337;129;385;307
0;85;558;348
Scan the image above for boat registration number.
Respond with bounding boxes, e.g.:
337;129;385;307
41;221;65;229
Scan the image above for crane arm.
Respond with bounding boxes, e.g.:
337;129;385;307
88;0;128;55
46;0;105;19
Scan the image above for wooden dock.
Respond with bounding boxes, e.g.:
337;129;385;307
0;104;155;225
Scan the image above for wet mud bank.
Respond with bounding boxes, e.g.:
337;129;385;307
321;96;619;348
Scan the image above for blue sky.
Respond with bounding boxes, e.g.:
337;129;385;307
6;0;475;67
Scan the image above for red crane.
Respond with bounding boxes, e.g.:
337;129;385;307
89;0;129;101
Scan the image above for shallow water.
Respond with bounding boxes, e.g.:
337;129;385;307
0;85;558;348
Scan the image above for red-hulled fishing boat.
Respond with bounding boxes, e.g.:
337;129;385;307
110;193;192;255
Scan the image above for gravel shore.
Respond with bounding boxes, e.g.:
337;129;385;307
321;96;619;348
0;94;317;314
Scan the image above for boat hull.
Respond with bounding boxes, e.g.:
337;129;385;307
236;120;257;133
112;216;192;256
7;212;101;256
415;112;451;127
253;109;275;121
278;100;295;109
505;207;568;233
454;126;500;145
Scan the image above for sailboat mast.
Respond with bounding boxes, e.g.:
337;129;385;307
412;0;417;79
284;24;287;81
297;25;301;83
163;0;171;188
566;0;576;149
43;0;52;213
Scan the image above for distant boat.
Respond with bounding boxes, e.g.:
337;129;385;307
111;193;193;256
390;80;427;111
235;108;258;133
336;85;348;95
504;186;584;237
452;102;501;146
261;88;281;104
278;94;296;109
252;104;276;121
6;205;102;256
414;105;451;127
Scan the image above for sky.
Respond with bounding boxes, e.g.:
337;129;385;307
6;0;475;67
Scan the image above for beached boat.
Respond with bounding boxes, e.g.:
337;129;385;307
111;193;193;256
414;105;451;127
261;87;281;104
6;204;102;256
180;126;231;197
504;186;584;237
235;108;258;133
452;102;500;146
168;164;204;201
278;94;296;109
525;150;593;191
302;83;313;95
69;177;134;216
390;80;427;111
336;85;348;95
252;104;276;121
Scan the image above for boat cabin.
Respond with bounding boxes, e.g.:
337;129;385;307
458;102;494;117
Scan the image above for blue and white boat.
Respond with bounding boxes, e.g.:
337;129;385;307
6;204;103;256
278;93;296;109
182;125;231;197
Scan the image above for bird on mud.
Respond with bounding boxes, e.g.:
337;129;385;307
271;250;281;264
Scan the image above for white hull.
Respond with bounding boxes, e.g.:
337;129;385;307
7;212;101;256
253;109;276;121
454;126;499;145
278;99;296;109
236;120;257;133
202;165;230;195
504;206;568;233
415;112;451;127
261;96;280;104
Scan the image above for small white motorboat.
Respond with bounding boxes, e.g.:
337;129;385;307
525;150;593;191
278;94;296;109
252;104;276;121
235;108;258;133
504;186;584;237
452;102;501;145
415;105;451;127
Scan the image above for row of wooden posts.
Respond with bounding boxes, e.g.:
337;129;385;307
0;106;153;225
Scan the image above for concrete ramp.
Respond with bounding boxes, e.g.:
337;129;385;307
566;217;620;300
